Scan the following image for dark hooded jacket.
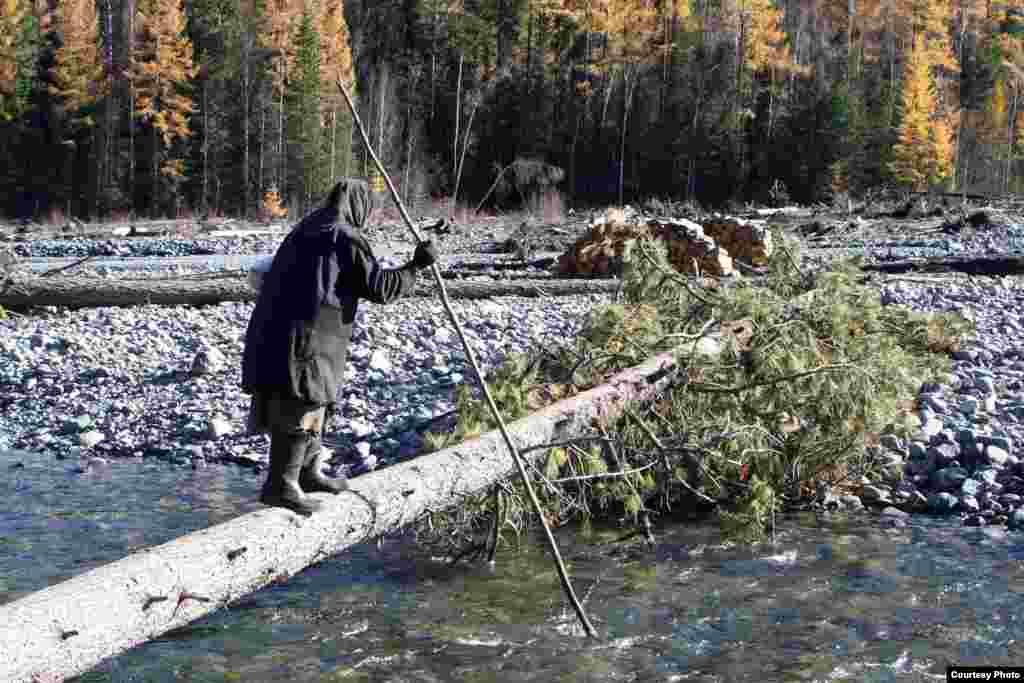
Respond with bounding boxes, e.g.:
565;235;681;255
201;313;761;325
241;179;417;406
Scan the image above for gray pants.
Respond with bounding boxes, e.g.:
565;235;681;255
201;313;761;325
248;393;327;490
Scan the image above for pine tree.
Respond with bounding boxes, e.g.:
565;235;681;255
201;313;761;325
889;34;954;188
287;1;325;211
129;0;198;215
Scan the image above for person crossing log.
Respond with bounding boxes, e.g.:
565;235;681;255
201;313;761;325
335;76;598;638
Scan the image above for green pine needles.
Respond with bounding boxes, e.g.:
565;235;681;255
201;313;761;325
415;228;972;552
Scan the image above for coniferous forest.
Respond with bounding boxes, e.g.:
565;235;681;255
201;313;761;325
0;0;1022;221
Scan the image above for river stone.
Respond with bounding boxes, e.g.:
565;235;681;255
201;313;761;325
1001;493;1023;507
906;447;934;476
920;394;949;414
860;485;892;505
349;419;373;439
880;434;905;453
1008;508;1024;530
61;415;94;434
880;506;909;519
960;397;980;416
928;492;959;514
985;446;1011;468
78;430;105;448
931;467;969;491
905;491;929;512
920;416;944;438
964;514;988;527
991;437;1015;456
839;495;864;511
929;442;960;468
960;478;982;497
976;468;999;485
369;349;392;372
191;346;227;376
960;495;981;513
207;416;233;439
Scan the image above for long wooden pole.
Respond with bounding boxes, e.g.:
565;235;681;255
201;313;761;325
336;77;597;638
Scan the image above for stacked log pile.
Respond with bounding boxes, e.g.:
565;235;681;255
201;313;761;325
557;209;773;278
700;215;774;266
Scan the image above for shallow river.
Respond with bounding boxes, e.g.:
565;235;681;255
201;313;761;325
3;448;1023;682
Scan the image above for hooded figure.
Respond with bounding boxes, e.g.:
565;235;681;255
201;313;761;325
242;179;438;515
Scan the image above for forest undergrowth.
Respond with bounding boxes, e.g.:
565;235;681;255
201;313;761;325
414;229;973;556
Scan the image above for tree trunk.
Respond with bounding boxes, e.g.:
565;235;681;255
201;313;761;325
0;344;709;683
0;274;624;310
618;67;637;207
201;75;209;216
242;32;252;218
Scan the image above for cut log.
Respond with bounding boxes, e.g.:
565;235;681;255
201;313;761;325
860;254;1024;276
0;273;622;309
0;339;721;682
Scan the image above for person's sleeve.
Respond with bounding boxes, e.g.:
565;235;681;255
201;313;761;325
348;236;417;304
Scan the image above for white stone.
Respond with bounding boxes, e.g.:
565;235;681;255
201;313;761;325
354;441;371;458
369;349;392;372
78;430;105;448
350;419;373;438
207;416;233;439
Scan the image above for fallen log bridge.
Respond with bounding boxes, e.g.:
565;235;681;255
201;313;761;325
0;340;720;682
0;273;620;309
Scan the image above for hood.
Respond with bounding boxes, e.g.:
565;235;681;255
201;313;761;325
324;178;374;229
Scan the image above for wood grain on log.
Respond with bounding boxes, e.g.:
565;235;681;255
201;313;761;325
0;340;720;682
0;274;621;309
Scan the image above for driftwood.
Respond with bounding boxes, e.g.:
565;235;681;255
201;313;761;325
860;254;1024;276
0;273;622;309
0;340;721;682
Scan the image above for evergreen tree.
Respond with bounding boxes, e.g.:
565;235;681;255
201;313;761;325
288;1;325;211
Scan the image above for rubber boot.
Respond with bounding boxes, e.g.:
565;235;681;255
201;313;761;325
300;439;349;494
260;431;323;516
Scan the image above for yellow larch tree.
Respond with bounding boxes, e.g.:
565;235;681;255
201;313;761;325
129;0;198;215
0;0;27;118
889;34;954;188
49;0;105;128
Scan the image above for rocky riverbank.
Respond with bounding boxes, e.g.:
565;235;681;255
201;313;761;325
0;279;609;477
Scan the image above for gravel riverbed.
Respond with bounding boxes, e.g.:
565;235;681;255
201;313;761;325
0;277;608;476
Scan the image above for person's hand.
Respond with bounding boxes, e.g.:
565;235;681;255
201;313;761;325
413;241;439;269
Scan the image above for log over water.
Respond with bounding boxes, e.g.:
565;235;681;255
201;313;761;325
0;273;621;309
0;340;721;682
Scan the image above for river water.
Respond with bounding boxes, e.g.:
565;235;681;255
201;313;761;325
3;448;1023;682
